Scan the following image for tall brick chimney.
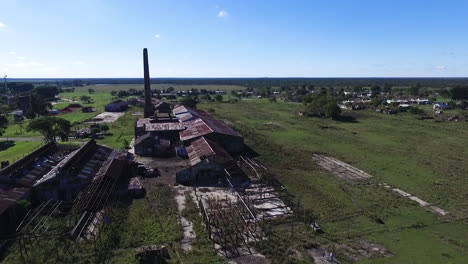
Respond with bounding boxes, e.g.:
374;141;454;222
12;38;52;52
143;48;152;118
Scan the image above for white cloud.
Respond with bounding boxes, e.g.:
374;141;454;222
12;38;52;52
6;61;44;67
9;51;16;55
72;60;85;65
16;56;26;60
0;22;6;30
434;65;447;70
154;34;160;38
217;10;229;18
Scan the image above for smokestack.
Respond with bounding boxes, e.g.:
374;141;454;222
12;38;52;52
143;48;153;118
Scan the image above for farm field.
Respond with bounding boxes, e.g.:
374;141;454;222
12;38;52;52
198;99;468;263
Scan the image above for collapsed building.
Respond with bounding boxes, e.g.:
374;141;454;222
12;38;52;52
0;140;138;237
176;137;235;186
133;49;245;187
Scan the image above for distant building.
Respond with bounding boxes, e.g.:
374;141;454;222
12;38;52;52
82;106;94;113
153;100;172;114
48;109;60;115
105;100;128;112
13;110;24;122
433;103;450;110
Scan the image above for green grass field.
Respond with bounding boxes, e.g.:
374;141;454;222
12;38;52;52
198;99;468;263
0;141;44;163
1;83;467;263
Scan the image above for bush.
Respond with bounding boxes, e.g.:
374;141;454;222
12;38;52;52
409;107;425;115
324;103;341;119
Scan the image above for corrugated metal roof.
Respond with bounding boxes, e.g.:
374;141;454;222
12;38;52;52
145;122;185;131
180;113;241;141
137;118;184;131
187;137;232;166
0;187;29;215
173;106;200;122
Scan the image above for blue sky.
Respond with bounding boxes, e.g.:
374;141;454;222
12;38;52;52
1;0;468;78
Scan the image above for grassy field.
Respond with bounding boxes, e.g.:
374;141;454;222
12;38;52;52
198;99;468;263
82;83;246;92
0;141;44;163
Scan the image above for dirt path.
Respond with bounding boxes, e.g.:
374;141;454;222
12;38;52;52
313;154;448;216
313;154;372;184
174;186;196;251
308;248;338;264
381;183;448;216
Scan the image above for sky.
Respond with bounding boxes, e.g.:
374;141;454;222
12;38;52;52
1;0;468;78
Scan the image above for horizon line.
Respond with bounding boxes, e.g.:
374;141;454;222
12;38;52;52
7;76;468;79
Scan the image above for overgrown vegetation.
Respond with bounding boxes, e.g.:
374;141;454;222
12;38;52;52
200;100;468;263
177;192;224;264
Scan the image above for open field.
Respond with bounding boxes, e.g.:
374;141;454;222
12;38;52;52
198;99;468;263
0;141;44;163
1;83;467;263
80;83;246;92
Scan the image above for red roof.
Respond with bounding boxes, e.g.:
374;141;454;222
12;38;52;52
186;137;232;166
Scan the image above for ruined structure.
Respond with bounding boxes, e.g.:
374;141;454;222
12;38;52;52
133;49;244;187
176;137;233;185
0;140;136;237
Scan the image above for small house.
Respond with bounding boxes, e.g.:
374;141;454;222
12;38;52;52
13;110;24;122
48;109;60;115
105;100;128;112
433;103;450;110
82;106;94;113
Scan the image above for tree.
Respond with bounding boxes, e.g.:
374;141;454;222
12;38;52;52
117;90;129;98
269;96;277;103
27;117;71;142
383;83;393;93
0;104;9;136
214;94;223;102
323;103;341;119
180;97;198;108
201;94;212;101
409;83;421;96
370;98;382;108
88;88;95;94
450;86;468;100
409;106;425;115
305;95;329;117
34;86;59;99
370;85;381;95
24;94;51;119
80;95;92;103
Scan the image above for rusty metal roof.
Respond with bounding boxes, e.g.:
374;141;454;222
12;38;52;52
0;187;29;215
180;117;240;141
137;118;184;131
145;122;185;131
186;137;232;166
